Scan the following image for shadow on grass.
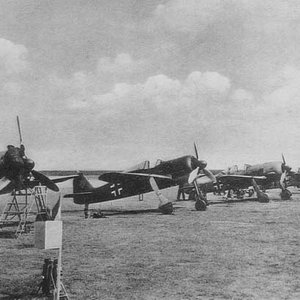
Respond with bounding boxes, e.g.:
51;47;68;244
0;296;49;300
0;231;16;239
15;243;35;249
208;197;259;205
102;208;161;216
0;275;48;300
0;221;20;227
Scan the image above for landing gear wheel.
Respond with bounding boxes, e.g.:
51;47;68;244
159;202;173;214
257;193;270;203
280;189;292;200
195;199;207;211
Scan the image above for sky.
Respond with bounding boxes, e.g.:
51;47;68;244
1;0;300;170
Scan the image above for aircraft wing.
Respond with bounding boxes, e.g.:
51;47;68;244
99;172;173;185
218;175;266;187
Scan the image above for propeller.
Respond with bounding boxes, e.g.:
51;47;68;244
189;143;216;184
202;168;216;183
31;170;59;192
188;167;199;184
280;172;287;190
194;142;199;160
281;154;291;173
0;117;60;193
280;154;292;190
17;116;23;146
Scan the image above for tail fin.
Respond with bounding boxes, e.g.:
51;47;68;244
73;172;93;193
63;173;94;204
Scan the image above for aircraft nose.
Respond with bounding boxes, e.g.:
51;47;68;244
4;146;24;170
24;158;35;171
281;163;292;173
284;165;292;173
191;157;207;170
198;160;207;169
10;156;24;169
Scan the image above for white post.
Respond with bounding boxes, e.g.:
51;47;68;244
55;246;62;300
56;193;62;300
35;193;64;300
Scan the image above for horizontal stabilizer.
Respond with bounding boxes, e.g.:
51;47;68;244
64;191;93;198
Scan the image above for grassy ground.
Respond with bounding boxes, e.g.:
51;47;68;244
0;180;300;299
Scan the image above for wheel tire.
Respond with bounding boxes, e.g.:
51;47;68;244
280;190;292;200
159;202;173;214
257;193;270;203
195;199;207;211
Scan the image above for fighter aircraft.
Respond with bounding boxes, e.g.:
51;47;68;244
184;155;293;203
64;145;215;215
0;117;77;194
288;169;300;188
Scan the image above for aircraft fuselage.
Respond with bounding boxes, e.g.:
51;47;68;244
72;155;201;204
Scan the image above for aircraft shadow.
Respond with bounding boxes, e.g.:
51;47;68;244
100;208;164;216
208;197;259;205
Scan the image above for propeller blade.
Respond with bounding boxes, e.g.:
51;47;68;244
280;170;287;190
51;175;79;184
31;170;59;192
196;175;213;185
188;167;199;184
16;116;23;146
194;142;199;159
0;178;16;195
281;154;292;174
202;168;216;183
194;169;216;185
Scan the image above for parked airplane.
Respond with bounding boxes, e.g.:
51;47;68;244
0;117;77;194
183;155;292;203
64;145;215;215
288;169;300;188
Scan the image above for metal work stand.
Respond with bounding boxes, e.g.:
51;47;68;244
0;186;48;237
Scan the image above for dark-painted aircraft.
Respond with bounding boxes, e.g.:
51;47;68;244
184;155;293;203
0;117;76;194
64;145;215;215
288;169;300;188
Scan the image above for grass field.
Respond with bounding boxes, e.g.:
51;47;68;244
0;179;300;299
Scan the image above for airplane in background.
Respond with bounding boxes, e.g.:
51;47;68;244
0;117;77;195
64;145;215;215
184;155;293;203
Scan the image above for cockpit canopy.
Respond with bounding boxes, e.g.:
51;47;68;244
124;160;150;172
